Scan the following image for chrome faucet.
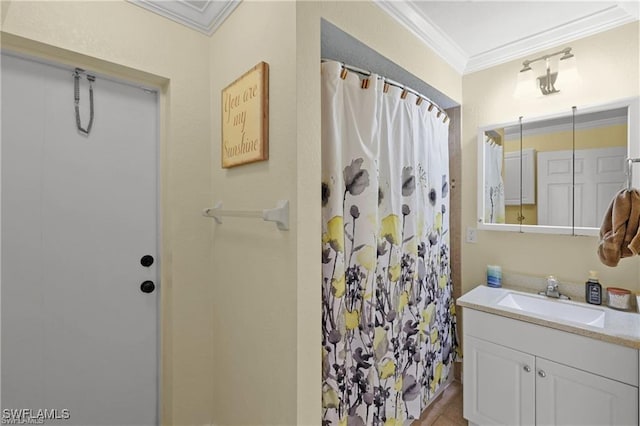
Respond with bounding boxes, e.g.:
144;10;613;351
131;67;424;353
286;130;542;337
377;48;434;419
539;275;570;300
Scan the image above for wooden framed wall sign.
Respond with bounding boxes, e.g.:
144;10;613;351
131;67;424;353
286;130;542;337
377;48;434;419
221;61;269;168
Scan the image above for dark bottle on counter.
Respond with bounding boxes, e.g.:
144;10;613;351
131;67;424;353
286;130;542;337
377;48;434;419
585;270;602;305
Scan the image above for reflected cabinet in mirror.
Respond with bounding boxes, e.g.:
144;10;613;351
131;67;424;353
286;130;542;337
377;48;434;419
478;98;639;235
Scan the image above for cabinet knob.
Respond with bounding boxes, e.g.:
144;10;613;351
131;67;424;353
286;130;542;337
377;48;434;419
523;365;531;373
538;370;546;378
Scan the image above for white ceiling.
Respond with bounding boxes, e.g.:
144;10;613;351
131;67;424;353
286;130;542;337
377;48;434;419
130;0;639;74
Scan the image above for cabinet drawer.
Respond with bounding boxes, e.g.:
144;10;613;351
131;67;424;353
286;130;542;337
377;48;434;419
464;309;638;386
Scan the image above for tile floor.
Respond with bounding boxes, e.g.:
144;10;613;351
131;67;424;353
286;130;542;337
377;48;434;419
415;380;467;426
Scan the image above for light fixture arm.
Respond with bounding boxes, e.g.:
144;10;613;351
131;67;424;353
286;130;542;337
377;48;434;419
520;47;573;70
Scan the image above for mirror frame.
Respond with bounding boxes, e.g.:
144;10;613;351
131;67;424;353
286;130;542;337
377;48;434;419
477;96;639;236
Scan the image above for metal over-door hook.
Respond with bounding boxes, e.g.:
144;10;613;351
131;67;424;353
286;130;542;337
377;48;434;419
74;68;96;136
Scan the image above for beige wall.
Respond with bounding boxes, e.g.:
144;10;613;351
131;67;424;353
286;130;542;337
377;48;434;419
295;2;462;423
504;124;628;153
208;1;297;425
462;22;640;296
1;2;214;425
207;1;460;421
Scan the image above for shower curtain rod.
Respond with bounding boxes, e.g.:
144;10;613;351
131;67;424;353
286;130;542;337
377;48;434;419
321;59;449;123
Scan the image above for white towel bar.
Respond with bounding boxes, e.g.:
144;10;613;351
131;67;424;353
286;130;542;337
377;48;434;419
203;200;289;231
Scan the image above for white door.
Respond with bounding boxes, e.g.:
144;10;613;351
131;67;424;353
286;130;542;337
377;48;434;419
536;358;638;426
2;53;158;425
463;336;536;426
574;146;627;228
537;149;574;227
538;147;626;227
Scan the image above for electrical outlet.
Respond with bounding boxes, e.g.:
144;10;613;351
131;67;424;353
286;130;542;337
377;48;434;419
466;227;478;243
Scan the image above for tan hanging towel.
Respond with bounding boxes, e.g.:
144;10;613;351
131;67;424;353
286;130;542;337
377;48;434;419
598;188;640;266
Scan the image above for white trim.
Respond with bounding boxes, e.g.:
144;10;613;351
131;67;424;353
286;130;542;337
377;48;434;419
128;0;241;36
617;1;640;20
477;222;577;235
374;0;467;74
465;5;636;74
573;227;600;237
182;0;211;13
477;125;487;229
376;2;636;75
0;48;3;410
627;98;640;189
484;97;639;136
1;49;160;93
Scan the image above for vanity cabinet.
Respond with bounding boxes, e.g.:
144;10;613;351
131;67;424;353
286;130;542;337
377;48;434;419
465;335;535;425
536;358;637;426
463;309;639;426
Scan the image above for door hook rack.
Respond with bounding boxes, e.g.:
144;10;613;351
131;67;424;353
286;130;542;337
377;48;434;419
203;200;289;231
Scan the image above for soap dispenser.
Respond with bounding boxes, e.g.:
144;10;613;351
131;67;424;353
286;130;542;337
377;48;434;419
585;270;602;305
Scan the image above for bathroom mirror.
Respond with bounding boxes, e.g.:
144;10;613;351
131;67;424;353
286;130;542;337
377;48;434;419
478;98;639;235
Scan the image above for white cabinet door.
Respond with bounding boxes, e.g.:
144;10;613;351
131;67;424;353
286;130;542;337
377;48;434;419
464;336;536;426
536;358;638;426
504;148;536;206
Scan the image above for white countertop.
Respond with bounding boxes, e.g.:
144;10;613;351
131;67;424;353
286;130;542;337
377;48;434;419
457;285;640;349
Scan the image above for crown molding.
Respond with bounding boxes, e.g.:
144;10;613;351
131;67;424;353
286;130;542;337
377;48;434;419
376;2;637;76
374;0;468;74
128;0;241;36
465;4;637;74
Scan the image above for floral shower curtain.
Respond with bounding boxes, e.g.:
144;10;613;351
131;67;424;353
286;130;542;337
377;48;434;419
484;137;505;224
321;61;458;425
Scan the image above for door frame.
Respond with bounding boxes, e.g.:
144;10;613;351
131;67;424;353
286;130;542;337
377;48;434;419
445;105;462;381
0;38;167;424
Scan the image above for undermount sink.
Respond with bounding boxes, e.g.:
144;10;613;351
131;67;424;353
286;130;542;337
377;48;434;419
497;292;606;328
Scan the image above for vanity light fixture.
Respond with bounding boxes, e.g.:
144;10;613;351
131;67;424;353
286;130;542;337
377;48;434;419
514;47;580;97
